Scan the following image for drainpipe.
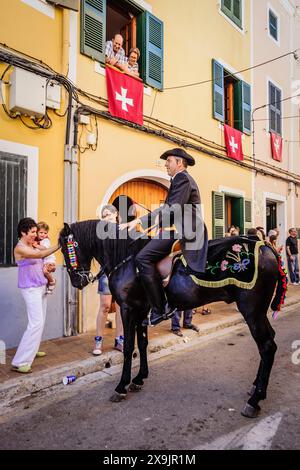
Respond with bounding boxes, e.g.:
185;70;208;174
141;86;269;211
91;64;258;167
62;9;79;336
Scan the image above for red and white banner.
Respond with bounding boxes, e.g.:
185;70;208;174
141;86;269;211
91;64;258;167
106;67;144;126
224;124;244;161
270;133;283;162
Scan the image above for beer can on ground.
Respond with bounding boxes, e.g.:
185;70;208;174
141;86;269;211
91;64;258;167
63;375;77;385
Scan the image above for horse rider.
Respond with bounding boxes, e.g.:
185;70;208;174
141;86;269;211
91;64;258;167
120;148;208;327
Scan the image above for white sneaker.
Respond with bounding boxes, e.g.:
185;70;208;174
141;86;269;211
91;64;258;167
292;282;298;286
92;336;103;356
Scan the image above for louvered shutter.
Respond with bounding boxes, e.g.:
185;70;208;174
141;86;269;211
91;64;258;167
212;60;224;122
137;12;164;90
234;81;251;134
0;153;27;266
81;0;106;62
212;192;225;239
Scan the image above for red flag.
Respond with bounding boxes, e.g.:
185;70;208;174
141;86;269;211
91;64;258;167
224;124;244;161
270;133;283;162
106;67;143;126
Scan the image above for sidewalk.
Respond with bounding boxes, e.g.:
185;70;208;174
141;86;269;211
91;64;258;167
1;286;299;405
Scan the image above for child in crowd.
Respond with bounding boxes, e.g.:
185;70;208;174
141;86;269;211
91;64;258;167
36;222;56;294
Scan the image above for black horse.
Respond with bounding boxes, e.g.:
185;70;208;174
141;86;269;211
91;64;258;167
59;220;286;418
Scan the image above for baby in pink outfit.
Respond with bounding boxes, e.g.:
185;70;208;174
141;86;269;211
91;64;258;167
36;222;56;294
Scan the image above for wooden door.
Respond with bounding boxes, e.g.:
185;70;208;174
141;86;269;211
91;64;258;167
109;178;168;219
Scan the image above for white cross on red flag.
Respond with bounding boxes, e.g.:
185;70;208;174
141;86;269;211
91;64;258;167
270;133;283;162
224;124;244;161
106;66;144;126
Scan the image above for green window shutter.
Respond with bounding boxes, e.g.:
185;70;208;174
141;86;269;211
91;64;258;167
212;60;224;122
234;81;251;134
244;199;252;234
80;0;106;62
137;12;164;90
212;192;225;239
269;82;282;135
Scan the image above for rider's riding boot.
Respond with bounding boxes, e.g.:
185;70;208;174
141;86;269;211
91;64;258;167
139;272;176;327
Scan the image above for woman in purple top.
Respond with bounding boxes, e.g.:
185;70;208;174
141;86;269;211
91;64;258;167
12;218;59;373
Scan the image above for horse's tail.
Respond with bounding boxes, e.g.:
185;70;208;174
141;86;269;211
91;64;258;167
269;246;288;320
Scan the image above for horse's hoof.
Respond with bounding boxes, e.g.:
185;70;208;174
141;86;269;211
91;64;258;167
128;382;143;393
241;403;261;418
247;385;256;396
109;392;127;403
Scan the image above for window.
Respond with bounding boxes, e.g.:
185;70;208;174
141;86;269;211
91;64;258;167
269;82;282;135
269;9;278;42
212;59;251;135
221;0;242;29
0;152;27;266
80;0;164;90
212;191;252;238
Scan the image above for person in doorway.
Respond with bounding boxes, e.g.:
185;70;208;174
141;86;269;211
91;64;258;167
125;47;140;77
93;205;124;355
105;34;126;71
12;218;59;373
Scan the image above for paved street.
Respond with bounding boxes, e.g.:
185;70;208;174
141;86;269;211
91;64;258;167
0;304;299;451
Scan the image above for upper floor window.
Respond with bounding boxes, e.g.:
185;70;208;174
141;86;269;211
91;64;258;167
221;0;242;29
269;82;282;135
80;0;164;90
268;8;279;42
212;59;251;135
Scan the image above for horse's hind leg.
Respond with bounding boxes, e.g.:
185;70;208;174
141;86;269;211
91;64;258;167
129;320;149;392
111;306;136;402
241;316;277;418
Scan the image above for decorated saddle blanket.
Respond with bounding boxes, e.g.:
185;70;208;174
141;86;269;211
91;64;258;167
182;236;264;289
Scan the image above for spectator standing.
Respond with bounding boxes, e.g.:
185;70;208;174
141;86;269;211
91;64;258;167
12;218;59;373
171;310;199;337
286;228;299;285
256;226;266;241
93;205;124;356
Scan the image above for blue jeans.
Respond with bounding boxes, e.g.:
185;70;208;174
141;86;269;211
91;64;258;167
287;255;299;283
171;310;193;330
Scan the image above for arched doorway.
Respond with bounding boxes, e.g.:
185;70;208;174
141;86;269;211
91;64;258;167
109;178;168;219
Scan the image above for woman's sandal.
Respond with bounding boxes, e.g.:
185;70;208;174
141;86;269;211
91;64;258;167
11;364;32;373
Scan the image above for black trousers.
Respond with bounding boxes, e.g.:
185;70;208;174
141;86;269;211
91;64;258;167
135;235;176;274
135;234;176;312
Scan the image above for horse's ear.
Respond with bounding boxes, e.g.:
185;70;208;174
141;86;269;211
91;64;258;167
64;222;71;234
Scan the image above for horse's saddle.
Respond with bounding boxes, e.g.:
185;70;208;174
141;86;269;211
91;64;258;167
156;240;181;287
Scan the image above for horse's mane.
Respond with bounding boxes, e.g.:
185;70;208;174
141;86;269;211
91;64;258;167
66;219;150;272
70;220;99;256
100;221;150;271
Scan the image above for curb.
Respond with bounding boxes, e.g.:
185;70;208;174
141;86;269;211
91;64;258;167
1;297;298;408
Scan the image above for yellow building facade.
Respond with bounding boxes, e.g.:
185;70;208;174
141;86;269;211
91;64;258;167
0;0;254;343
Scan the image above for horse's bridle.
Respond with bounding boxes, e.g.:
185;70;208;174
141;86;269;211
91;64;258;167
64;233;101;286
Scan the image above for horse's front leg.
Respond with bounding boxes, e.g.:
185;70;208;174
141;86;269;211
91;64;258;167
110;305;135;402
129;315;149;392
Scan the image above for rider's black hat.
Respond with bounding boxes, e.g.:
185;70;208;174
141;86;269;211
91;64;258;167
160;148;195;166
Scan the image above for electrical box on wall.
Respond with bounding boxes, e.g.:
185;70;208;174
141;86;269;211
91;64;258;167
46;80;61;110
9;67;46;117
